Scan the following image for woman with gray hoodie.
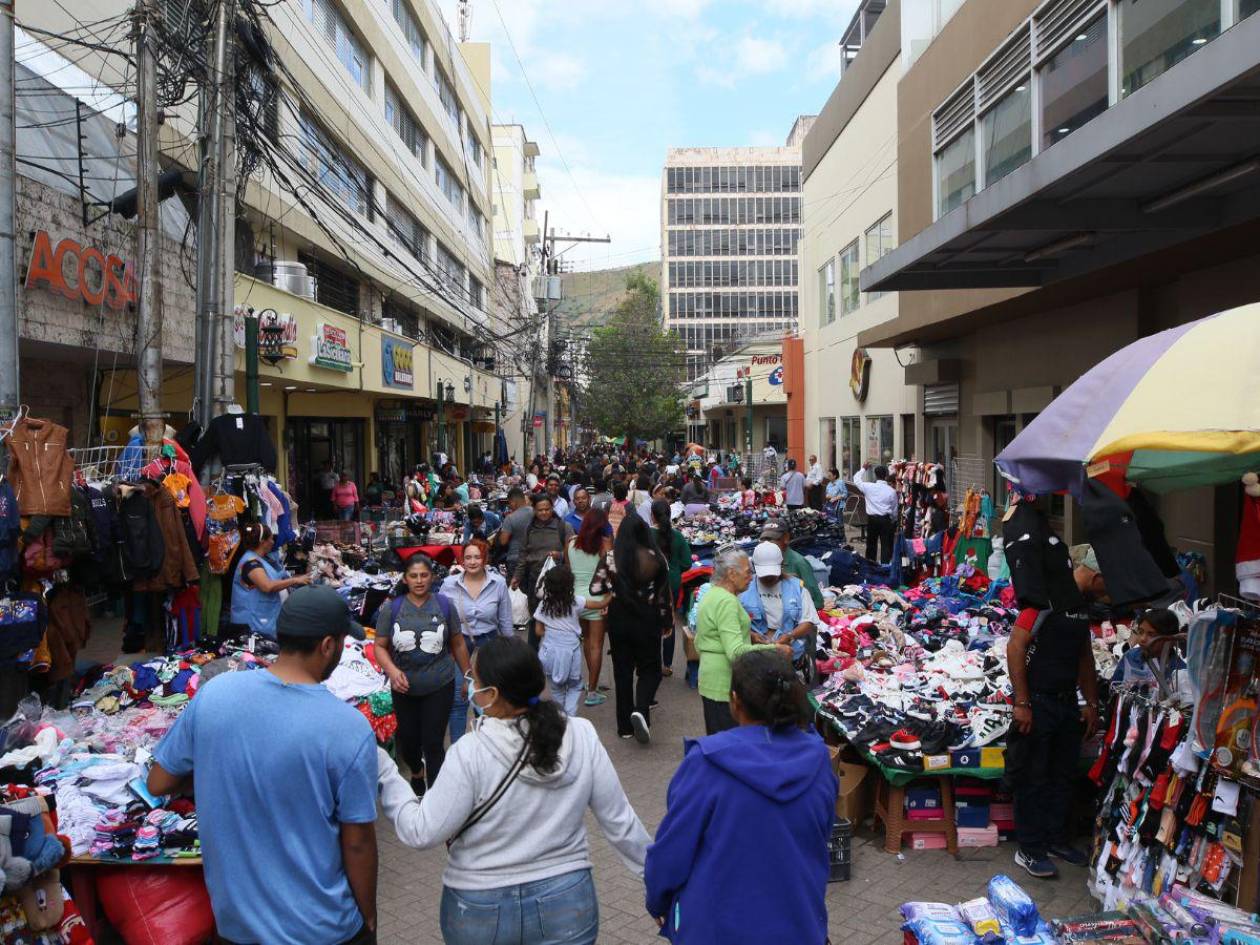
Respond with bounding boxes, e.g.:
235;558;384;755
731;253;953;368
377;636;651;945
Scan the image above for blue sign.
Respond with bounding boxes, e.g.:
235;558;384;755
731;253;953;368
769;366;784;386
382;336;414;390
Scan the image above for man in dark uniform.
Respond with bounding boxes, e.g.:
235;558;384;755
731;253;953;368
1005;543;1102;880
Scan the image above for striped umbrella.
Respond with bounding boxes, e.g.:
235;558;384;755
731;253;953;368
996;304;1260;497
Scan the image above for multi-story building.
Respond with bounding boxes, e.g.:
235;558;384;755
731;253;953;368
661;121;814;380
859;0;1260;587
20;0;504;501
798;0;919;480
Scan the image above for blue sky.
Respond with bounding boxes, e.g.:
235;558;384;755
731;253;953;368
438;0;860;270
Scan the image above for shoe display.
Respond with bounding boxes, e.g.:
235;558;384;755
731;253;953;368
889;729;922;751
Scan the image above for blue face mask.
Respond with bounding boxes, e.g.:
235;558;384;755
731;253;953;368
466;672;494;717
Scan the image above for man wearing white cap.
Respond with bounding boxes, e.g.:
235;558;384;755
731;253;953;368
739;542;819;679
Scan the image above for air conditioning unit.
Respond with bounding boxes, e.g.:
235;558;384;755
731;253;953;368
256;261;315;300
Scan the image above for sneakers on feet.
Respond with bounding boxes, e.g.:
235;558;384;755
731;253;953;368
584;691;607;707
1047;844;1089;867
631;711;651;745
1015;850;1059;879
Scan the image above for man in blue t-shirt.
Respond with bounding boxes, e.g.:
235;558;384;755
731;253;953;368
148;586;379;945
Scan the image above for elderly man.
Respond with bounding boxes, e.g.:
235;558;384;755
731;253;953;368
694;548;791;735
741;542;819;679
805;454;825;510
759;522;824;610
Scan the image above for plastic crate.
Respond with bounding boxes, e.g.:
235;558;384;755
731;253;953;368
827;818;852;883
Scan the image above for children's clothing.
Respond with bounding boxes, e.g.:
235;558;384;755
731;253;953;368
537;596;586;715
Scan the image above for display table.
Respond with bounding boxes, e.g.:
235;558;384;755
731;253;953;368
395;544;464;567
873;774;958;855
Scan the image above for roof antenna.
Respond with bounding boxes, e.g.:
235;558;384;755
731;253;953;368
458;0;472;42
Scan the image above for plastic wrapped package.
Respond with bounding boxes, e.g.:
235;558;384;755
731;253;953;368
901;903;974;945
987;874;1041;936
958;897;1003;943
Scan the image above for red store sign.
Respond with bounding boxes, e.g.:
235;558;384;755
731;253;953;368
24;230;137;310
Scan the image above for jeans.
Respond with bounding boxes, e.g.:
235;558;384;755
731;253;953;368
393;684;456;788
607;614;662;737
702;696;735;735
450;634;495;743
337;505;356;521
1006;692;1083;859
440;869;598;945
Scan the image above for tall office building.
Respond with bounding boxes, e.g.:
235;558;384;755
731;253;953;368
661;117;814;378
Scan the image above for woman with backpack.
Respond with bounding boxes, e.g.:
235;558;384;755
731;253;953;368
375;555;471;796
377;636;650;945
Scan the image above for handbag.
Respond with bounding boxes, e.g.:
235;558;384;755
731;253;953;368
446;733;531;849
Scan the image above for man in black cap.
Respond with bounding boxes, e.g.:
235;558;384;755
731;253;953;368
148;586;378;945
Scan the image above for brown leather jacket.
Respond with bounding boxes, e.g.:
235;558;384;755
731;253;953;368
8;418;73;517
134;482;199;592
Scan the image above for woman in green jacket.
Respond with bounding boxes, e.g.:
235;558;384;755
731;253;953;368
651;498;692;679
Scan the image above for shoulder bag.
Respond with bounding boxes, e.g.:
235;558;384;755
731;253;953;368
446;732;531;848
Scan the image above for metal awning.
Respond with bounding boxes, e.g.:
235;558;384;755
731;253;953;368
863;14;1260;297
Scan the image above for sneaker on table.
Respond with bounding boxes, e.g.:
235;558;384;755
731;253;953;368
1047;844;1090;867
1014;849;1059;879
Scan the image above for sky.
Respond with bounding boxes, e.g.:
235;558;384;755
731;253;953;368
436;0;860;271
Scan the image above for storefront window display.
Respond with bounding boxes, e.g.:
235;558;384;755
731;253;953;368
765;415;787;452
290;417;365;519
840;416;861;479
866;415;894;468
820;417;837;471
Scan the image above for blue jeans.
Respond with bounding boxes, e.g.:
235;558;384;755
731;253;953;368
440;870;598;945
449;633;494;744
337;505;355;521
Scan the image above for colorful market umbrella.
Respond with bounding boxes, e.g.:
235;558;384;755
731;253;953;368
996;304;1260;497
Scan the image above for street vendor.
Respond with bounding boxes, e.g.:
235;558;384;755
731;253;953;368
741;542;819;678
1005;543;1102;881
759;522;824;610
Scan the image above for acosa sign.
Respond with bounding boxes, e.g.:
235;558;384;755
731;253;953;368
24;230;137;309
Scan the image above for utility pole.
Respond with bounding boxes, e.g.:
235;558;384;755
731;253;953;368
0;0;19;422
134;0;164;446
194;0;236;428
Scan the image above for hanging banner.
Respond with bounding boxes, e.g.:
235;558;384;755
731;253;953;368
310;323;352;372
381;336;414;389
233;307;299;361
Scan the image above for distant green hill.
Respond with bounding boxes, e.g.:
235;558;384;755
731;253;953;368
554;261;661;331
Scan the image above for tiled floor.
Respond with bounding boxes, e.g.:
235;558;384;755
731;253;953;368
84;615;1099;945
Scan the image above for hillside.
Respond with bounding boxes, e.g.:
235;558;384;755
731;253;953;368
554;261;661;330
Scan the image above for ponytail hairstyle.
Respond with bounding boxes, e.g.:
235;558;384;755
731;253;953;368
224;522;274;607
730;649;810;730
473;636;566;774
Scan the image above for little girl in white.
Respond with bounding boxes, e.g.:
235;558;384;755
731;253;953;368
535;563;587;716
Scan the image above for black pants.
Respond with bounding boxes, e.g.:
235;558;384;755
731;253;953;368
702;696;735;735
222;922;375;945
866;514;895;564
608;615;662;737
807;483;825;510
392;684;456;788
1006;692;1083;859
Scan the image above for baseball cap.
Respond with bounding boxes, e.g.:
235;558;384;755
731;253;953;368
760;522;787;542
1070;543;1100;573
751;542;784;577
275;585;365;640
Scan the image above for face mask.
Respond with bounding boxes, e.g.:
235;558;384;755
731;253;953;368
466;672;495;717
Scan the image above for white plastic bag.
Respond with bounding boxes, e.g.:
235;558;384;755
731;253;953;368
509;586;530;627
535;555;557;594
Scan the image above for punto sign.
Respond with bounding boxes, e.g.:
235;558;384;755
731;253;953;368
24;230;137;309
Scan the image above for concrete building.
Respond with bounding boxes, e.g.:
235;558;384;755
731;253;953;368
860;0;1260;587
798;0;919;482
661;121;814;380
19;0;504;502
688;337;788;459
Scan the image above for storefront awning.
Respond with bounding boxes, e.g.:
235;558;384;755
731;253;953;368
863;15;1260;309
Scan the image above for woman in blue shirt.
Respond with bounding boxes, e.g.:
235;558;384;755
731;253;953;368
229;523;310;638
441;539;513;742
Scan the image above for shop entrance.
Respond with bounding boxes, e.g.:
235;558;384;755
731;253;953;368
290;417;365;519
928;418;958;468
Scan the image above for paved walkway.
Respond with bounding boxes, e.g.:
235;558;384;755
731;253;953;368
373;643;1098;945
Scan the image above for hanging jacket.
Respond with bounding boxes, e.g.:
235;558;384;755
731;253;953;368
105;485;165;583
50;488;95;560
190;413;277;474
267;481;295;547
7;418;73;517
82;485;117;570
45;585;90;683
134;482;199;592
1002;501;1082;612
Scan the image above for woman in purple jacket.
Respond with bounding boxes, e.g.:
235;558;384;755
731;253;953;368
645;650;836;945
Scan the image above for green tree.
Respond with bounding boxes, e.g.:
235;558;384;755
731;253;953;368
577;272;685;444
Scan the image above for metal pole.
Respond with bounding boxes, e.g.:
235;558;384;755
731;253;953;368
0;0;19;421
244;312;259;414
744;376;753;455
212;0;237;415
134;1;164;446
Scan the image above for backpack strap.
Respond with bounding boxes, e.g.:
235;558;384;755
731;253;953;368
1029;609;1051;642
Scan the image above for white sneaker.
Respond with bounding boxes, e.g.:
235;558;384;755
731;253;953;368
631;711;651;745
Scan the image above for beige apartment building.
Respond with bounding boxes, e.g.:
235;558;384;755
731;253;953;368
19;0;503;500
860;0;1260;585
800;0;920;482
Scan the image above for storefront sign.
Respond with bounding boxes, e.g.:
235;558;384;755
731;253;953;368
233;307;298;361
375;408;407;423
381;336;414;389
24;230;137;309
850;348;872;402
768;366;784;386
750;353;782;367
310;323;352;373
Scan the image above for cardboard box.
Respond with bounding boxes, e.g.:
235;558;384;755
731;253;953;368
906;787;941;810
980;747;1006;769
924;753;951;770
828;746;872;826
907;808;944;822
958;825;1000;847
955;804;991;828
990;803;1014;822
950;748;982;768
910;832;948;850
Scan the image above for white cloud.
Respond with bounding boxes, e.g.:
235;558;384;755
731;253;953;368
695;63;737;88
748;128;781;147
807;38;845;85
640;0;714;18
536;162;662;271
760;0;858;20
734;35;788;74
533;52;588;90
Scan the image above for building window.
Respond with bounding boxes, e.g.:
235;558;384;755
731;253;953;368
298;112;371;216
305;0;370;93
838;240;860;315
384;193;429;262
435;155;465;212
435;65;461;126
389;0;427;64
468;132;483;169
864;212;894;301
1039;15;1108;149
818;259;835;326
820;418;837;471
467;204;485;240
839;417;861;479
935;128;975;218
469;276;484;311
1120;0;1220;98
434;242;468;303
866;415;894;468
901;414;916;461
981;84;1031;186
384;82;427;166
298;250;360;316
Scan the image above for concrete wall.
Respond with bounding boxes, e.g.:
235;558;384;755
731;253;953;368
801;63;918;472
